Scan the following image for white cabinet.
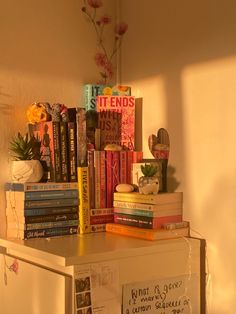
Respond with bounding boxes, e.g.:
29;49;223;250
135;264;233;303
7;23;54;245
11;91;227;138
0;234;205;314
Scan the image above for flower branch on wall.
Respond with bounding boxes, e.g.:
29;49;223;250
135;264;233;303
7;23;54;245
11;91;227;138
82;0;128;84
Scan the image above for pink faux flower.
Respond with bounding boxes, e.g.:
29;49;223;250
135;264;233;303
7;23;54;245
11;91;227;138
95;52;107;67
9;259;19;274
100;14;111;25
87;0;103;9
115;22;128;36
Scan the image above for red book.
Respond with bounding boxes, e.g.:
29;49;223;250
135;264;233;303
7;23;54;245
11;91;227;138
132;151;143;163
111;151;120;193
88;150;95;209
114;213;182;229
97;95;135;150
94;150;101;209
127;150;134;184
106;151;113;208
100;150;106;208
119;150;127;184
90;214;114;225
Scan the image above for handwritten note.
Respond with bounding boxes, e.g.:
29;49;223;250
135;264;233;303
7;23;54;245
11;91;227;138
122;274;199;314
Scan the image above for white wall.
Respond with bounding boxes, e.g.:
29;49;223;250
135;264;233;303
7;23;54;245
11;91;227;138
120;0;236;313
0;0;116;235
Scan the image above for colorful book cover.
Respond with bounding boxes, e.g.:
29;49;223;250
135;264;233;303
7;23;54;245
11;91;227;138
84;84;131;111
100;150;107;209
119;150;127;184
5;181;78;192
97;95;135;150
105;150;113;208
67;121;77;182
78;166;90;234
106;223;189;241
28;121;61;182
114;213;182;229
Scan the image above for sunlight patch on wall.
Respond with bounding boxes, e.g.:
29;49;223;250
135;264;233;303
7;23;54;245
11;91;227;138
125;75;167;158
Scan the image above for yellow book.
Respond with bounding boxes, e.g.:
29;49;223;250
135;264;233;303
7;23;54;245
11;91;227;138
78;167;90;234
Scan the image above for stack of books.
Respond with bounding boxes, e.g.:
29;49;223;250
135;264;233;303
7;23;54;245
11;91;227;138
5;182;79;239
106;191;190;241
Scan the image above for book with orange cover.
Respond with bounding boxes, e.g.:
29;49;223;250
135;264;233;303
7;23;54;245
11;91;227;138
106;223;190;241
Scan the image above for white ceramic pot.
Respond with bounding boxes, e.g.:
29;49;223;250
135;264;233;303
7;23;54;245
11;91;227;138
138;176;159;195
11;160;44;183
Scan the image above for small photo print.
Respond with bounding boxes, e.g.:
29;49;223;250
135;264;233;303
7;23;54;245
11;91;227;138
75;276;91;293
77;306;92;314
76;292;92;309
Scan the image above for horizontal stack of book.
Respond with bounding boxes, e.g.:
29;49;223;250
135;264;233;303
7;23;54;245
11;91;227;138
106;191;190;241
5;182;79;239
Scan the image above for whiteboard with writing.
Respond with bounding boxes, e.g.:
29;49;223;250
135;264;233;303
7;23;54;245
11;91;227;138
122;274;199;314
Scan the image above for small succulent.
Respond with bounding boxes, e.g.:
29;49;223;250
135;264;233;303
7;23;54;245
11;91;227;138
9;132;41;161
140;163;158;177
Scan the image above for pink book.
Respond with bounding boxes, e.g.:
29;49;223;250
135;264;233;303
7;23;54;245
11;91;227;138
94;150;101;209
100;150;107;209
97;95;135;150
119;151;127;184
112;151;120;192
90;214;114;225
106;151;113;208
127;150;134;184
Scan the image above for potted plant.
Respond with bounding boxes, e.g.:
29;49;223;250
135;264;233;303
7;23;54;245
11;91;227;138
9;132;43;183
138;163;159;195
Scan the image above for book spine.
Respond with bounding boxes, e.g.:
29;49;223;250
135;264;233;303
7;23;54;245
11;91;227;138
91;208;114;216
23;189;78;200
94;150;101;209
60;122;69;182
100;150;106;208
114;207;156;218
127;150;134;184
24;206;78;216
25;219;78;230
76;108;87;167
52;121;62;182
114;213;182;229
132;151;143;163
24;226;78;239
84;84;106;111
78;167;90;234
113;192;183;204
24;212;78;223
119;150;127;184
111;151;120;192
114;213;153;229
90;214;114;225
89;223;106;233
5;182;79;192
106;223;155;241
113;200;157;211
67;121;77;182
105;151;113;208
88;150;95;209
24;198;78;208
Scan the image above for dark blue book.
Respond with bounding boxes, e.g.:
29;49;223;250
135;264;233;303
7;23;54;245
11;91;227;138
6;189;78;200
23;206;78;216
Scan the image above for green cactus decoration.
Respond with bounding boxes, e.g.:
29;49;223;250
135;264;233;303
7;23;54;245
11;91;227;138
140;163;158;177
